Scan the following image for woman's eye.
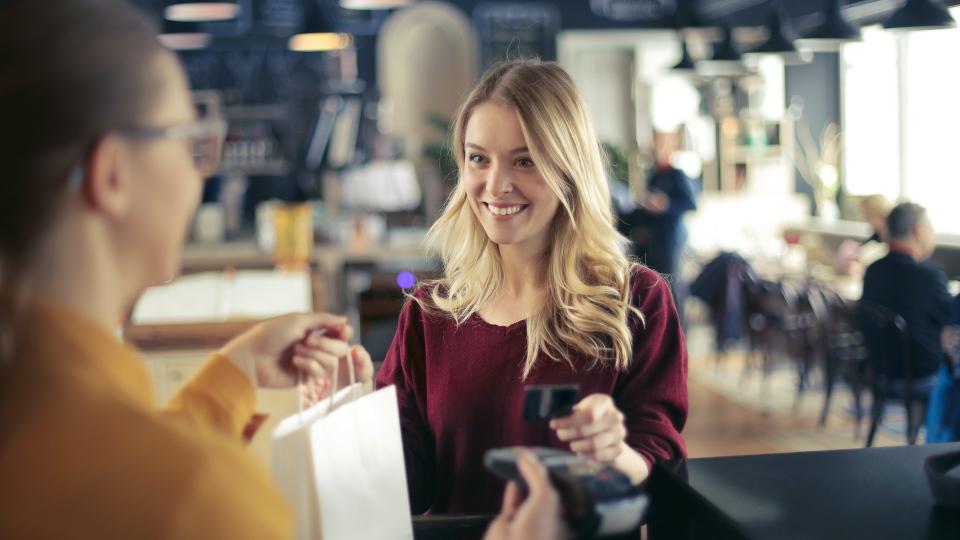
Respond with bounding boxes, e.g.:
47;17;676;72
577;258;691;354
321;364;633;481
516;157;534;168
468;153;486;164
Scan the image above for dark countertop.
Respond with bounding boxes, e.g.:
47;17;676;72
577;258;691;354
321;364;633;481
649;443;960;540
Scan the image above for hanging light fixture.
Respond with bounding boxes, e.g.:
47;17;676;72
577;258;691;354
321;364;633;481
339;0;411;10
798;0;861;50
697;26;750;77
158;20;212;50
671;40;697;73
746;1;812;65
288;4;353;52
676;0;720;41
165;1;240;22
883;0;956;31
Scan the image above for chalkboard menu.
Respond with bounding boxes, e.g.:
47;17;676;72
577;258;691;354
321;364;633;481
473;3;560;69
254;0;303;36
590;0;677;21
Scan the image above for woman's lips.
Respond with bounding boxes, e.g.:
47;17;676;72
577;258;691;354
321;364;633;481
484;202;529;219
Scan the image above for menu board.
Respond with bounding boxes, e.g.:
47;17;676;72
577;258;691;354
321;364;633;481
255;0;302;36
473;3;560;69
590;0;677;21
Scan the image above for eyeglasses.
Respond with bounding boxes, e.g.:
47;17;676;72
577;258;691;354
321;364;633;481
120;117;227;177
66;117;228;193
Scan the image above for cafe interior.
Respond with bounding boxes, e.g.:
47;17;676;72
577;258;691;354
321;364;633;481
8;0;960;538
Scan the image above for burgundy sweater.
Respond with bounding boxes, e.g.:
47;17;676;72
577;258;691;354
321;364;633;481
375;266;688;514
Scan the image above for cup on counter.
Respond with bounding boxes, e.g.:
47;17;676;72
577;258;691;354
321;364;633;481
193;203;225;244
272;201;313;271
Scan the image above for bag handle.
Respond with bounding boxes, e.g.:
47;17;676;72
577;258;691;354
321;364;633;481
296;331;364;423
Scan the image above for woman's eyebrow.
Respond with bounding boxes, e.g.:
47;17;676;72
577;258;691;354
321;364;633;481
465;142;529;154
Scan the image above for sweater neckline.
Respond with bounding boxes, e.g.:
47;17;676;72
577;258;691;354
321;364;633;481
470;313;527;333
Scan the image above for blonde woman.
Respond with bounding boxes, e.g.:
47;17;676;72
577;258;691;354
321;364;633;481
376;59;688;515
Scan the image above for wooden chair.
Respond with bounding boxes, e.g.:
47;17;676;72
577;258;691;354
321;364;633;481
859;303;930;447
818;290;868;437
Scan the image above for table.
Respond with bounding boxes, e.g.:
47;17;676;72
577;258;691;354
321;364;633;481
648;443;960;540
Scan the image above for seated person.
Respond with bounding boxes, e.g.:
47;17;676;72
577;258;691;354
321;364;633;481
860;202;952;388
377;59;688;515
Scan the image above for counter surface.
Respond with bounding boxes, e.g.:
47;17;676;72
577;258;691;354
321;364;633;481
649;443;960;540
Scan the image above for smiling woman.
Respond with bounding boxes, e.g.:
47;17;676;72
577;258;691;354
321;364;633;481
462;101;561;249
376;59;688;515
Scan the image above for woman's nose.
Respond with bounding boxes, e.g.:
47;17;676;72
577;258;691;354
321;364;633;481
485;164;514;195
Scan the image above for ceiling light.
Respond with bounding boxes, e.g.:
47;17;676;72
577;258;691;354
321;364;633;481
883;0;956;31
165;1;240;22
798;0;862;50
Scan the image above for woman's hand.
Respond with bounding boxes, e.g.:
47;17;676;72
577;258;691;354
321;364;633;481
483;451;569;540
297;341;375;400
551;394;650;483
550;394;627;463
217;312;357;389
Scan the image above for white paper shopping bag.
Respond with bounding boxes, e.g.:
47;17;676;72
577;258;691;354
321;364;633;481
271;383;413;540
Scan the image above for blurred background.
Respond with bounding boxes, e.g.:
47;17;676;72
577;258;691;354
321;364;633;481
125;0;960;463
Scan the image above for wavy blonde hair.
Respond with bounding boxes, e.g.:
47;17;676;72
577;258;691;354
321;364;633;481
419;59;641;378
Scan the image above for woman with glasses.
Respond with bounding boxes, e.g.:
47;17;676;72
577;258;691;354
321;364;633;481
0;0;375;537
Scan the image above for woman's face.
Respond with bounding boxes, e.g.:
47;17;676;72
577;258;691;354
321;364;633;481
462;100;561;255
119;52;203;286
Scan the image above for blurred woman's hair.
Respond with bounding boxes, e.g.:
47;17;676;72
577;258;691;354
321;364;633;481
421;58;641;378
0;0;165;385
860;194;893;221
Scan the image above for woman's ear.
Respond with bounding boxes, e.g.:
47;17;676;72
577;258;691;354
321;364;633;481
81;135;132;219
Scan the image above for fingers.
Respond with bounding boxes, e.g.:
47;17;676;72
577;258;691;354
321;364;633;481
349;345;374;383
549;394;627;462
552;409;621;441
570;426;627;457
516;451;555;505
302;333;351;358
550;394;621;440
292;344;340;378
500;481;522;515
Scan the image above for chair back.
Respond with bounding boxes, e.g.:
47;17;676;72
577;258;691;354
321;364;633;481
859;302;912;383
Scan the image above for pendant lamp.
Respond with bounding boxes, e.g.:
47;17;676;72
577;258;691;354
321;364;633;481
289;4;352;52
158;20;212;50
339;0;411;10
165;1;240;22
671;40;697;73
697;26;749;77
799;0;861;50
747;1;812;65
883;0;956;31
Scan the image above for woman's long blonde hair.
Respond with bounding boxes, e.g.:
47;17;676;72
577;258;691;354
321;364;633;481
420;58;641;378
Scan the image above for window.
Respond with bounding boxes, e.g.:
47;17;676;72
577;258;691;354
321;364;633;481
842;8;960;234
901;16;960;234
842;27;900;201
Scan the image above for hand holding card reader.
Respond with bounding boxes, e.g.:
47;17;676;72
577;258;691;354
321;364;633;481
484;447;648;538
489;385;648;538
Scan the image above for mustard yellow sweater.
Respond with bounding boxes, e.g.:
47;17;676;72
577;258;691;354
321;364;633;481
0;302;292;539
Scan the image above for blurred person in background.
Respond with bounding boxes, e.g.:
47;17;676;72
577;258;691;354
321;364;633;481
0;1;375;537
860;203;953;442
619;130;698;322
835;194;892;276
860;194;893;245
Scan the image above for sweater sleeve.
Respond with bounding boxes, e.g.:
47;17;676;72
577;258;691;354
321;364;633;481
167;443;292;539
615;267;689;467
375;295;436;514
161;354;257;439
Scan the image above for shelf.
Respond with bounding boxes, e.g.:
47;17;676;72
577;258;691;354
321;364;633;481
216;161;290;176
729;146;783;163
